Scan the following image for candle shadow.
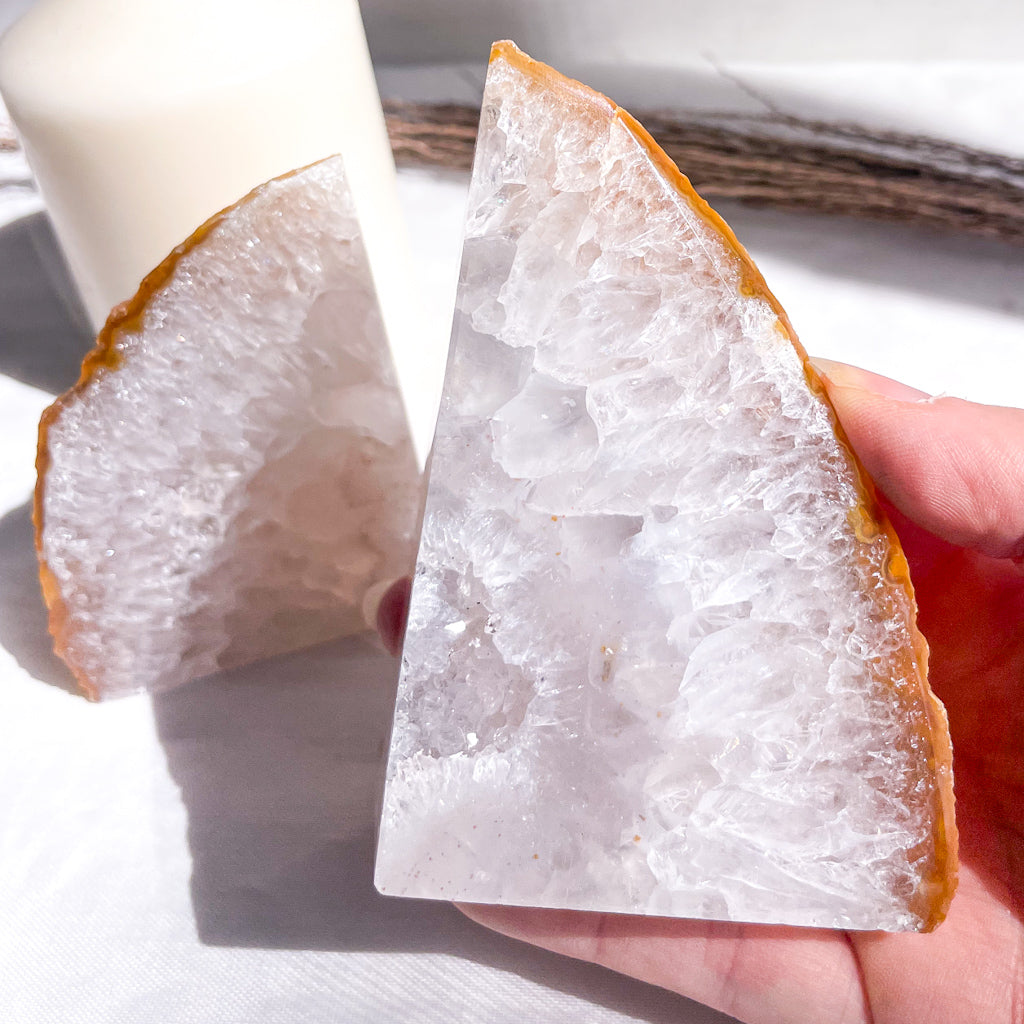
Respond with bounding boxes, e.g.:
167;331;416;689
151;637;719;1023
0;499;80;694
0;211;93;395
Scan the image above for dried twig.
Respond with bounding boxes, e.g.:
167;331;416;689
0;123;20;152
4;100;1021;242
384;100;1024;244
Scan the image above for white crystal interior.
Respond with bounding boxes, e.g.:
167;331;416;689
41;157;419;697
375;56;943;931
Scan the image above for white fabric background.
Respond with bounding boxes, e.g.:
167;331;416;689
5;151;1024;1024
2;2;1024;1021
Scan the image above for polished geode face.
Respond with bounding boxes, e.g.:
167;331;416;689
375;52;944;931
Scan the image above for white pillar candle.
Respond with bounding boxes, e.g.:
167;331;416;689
0;0;420;450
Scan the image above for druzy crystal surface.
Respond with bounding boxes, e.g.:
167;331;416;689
39;157;419;698
376;49;949;931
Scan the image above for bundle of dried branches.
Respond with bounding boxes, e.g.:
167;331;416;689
384;100;1024;244
4;101;1022;242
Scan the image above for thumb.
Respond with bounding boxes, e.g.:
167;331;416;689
372;575;412;656
812;359;1024;562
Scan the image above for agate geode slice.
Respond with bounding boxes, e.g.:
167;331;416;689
37;157;418;698
376;41;957;932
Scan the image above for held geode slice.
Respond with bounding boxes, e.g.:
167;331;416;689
375;42;957;931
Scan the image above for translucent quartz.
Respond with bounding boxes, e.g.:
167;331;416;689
38;158;419;698
375;47;953;932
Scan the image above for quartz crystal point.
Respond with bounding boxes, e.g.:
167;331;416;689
36;156;419;699
376;42;957;931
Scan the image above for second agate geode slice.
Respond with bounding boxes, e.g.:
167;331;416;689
376;41;957;931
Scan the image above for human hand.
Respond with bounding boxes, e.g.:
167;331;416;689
376;361;1024;1024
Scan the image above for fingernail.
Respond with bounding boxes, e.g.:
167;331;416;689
808;357;931;402
362;577;399;632
808;357;856;386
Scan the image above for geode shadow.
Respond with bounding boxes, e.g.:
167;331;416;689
0;499;79;693
151;635;437;950
0;211;92;394
151;636;715;1023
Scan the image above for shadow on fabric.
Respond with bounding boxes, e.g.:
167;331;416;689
0;212;93;395
151;637;726;1023
0;499;79;694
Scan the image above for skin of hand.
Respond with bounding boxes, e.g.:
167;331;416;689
376;360;1024;1024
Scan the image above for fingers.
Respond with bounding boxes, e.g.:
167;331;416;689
810;359;932;403
457;904;869;1024
811;359;1024;562
374;576;412;656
